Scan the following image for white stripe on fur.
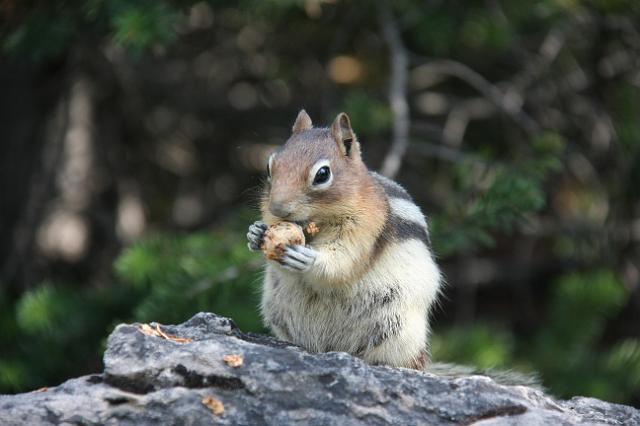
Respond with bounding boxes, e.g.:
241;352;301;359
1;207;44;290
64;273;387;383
388;197;427;228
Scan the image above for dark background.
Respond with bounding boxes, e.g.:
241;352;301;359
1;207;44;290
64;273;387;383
1;0;639;407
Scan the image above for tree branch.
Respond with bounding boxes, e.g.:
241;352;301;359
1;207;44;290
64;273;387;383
410;121;495;166
411;57;541;135
442;98;495;146
378;3;410;179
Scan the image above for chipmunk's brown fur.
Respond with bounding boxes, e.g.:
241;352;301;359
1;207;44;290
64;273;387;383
249;110;442;369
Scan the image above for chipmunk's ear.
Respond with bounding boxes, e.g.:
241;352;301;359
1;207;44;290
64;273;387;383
331;112;360;158
292;109;313;133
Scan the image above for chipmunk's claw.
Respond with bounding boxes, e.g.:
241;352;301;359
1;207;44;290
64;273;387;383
281;245;317;272
247;221;267;251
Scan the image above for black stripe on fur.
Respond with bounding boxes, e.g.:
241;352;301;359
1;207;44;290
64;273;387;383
371;172;412;200
373;213;430;259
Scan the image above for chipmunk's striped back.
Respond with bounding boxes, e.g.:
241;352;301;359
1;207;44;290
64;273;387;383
370;172;431;257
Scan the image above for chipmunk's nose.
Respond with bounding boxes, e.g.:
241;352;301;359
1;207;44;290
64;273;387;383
269;201;292;218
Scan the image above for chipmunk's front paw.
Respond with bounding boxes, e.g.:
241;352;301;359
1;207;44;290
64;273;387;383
247;221;267;251
281;245;317;272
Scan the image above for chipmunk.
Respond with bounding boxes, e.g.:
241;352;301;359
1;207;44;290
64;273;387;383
247;110;441;370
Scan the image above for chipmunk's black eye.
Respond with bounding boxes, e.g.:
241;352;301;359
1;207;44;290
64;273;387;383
267;153;275;179
313;166;331;185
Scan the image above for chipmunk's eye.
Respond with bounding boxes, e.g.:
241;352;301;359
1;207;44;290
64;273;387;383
313;166;331;185
267;153;275;180
308;159;332;190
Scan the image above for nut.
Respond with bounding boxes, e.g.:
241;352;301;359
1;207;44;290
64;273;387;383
261;222;305;260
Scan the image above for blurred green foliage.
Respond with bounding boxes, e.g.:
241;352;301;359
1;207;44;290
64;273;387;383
1;0;639;410
0;281;137;392
3;0;181;60
434;271;640;402
430;132;563;256
110;2;178;53
113;216;264;330
0;214;264;393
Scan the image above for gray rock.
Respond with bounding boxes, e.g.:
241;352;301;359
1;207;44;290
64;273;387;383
1;312;638;425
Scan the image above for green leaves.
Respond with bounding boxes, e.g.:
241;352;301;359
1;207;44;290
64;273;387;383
3;0;181;60
607;340;640;399
114;217;264;331
430;164;546;256
542;273;623;354
531;270;627;387
435;270;640;403
0;215;265;393
3;11;75;62
610;83;640;151
430;132;564;256
16;285;76;335
111;2;178;53
0;280;135;392
432;324;515;370
529;270;636;400
459;12;512;52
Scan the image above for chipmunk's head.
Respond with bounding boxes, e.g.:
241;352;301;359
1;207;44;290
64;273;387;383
262;109;368;224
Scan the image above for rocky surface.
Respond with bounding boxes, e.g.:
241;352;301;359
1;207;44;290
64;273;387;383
1;312;638;425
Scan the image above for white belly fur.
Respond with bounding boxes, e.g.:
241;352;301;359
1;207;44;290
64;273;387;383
260;238;441;367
